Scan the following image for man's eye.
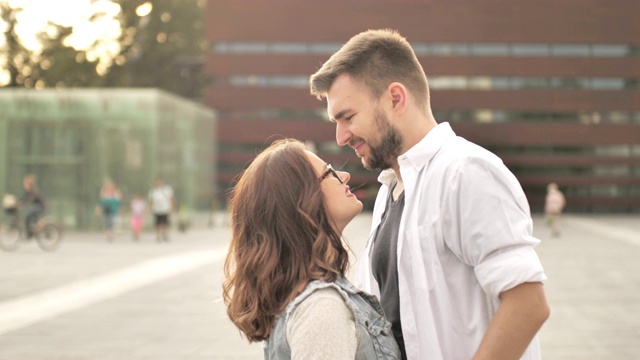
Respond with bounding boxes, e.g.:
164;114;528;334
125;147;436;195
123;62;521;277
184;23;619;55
345;114;354;121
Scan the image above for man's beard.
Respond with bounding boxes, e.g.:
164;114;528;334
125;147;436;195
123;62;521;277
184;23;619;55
363;108;403;170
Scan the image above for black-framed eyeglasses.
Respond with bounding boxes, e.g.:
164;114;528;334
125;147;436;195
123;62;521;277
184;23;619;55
319;164;344;184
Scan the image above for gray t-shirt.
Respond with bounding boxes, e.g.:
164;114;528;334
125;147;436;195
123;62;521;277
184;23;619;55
371;186;406;360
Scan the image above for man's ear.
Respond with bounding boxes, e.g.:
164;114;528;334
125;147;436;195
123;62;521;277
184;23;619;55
388;82;407;112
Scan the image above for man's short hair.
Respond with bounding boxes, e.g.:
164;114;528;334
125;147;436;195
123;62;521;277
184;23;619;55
310;29;429;109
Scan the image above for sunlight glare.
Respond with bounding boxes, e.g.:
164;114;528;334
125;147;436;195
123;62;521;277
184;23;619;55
135;2;153;17
6;0;122;64
0;70;10;86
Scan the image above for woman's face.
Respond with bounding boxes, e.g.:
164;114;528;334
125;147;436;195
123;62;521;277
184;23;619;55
305;151;363;232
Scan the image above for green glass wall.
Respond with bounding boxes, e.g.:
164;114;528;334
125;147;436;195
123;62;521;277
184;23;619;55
0;88;216;229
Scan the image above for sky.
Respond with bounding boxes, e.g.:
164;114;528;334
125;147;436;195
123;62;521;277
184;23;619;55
0;0;128;85
7;0;121;49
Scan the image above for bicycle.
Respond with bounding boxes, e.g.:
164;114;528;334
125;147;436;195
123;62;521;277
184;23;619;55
0;206;63;252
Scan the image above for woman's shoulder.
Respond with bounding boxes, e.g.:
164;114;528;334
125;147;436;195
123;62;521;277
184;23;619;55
286;287;357;358
302;286;347;304
288;287;353;327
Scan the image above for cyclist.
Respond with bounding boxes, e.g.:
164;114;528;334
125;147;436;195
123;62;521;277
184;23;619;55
20;174;46;238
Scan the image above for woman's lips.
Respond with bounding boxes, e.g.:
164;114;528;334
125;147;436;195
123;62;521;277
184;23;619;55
346;186;354;197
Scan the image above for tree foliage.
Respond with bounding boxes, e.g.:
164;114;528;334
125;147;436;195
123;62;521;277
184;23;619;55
0;0;207;99
103;0;208;98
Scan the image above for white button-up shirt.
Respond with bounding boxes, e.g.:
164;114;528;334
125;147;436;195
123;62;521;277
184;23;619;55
355;122;547;360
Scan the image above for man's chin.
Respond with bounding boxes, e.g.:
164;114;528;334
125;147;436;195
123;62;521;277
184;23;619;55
362;158;383;171
360;156;374;170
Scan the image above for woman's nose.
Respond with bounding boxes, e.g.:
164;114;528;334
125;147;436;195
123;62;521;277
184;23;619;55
339;171;351;184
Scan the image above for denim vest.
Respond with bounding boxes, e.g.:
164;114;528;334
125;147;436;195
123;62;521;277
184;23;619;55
264;277;401;359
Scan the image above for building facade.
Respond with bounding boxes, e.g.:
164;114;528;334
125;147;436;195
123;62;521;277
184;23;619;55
205;0;640;212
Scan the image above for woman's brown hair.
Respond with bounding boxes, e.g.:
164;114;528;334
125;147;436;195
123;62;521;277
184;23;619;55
222;139;349;342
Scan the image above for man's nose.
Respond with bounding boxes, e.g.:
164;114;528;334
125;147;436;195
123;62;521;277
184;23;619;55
336;122;351;147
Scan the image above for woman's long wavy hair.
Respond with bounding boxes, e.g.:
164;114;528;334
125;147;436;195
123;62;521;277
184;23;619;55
222;139;350;342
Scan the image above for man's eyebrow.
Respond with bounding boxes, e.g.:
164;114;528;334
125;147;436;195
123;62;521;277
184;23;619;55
330;108;351;123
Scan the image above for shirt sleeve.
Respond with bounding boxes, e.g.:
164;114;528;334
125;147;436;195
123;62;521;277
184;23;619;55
286;287;357;360
443;155;547;298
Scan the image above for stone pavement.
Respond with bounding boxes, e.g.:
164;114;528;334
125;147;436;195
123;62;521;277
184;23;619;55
0;213;639;359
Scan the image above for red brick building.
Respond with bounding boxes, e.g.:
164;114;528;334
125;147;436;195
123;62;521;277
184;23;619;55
205;0;640;212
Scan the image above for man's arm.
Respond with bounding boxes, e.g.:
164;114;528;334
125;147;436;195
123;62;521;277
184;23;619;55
473;282;550;360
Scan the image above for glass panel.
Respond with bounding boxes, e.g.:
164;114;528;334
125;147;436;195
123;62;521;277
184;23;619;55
510;44;549;56
411;43;429;55
510;77;549;89
551;44;590;56
624;79;640;89
212;42;230;53
428;44;455;56
308;43;342;54
451;44;470;55
608;111;631;124
429;76;467;89
590;78;625;90
229;42;267;53
269;76;308;88
468;77;494;90
470;44;509;56
270;42;307;54
549;77;590;89
591;44;628;57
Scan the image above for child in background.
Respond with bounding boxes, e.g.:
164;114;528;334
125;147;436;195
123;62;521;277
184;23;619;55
130;194;146;241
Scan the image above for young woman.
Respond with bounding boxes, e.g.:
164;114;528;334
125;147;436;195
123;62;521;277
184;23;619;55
223;139;400;360
97;180;122;241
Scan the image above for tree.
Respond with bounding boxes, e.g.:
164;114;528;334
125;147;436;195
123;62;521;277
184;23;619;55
102;0;208;99
0;2;28;87
0;0;208;99
0;3;99;89
32;22;101;88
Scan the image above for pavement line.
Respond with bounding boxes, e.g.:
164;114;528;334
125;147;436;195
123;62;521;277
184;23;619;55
0;248;226;336
564;216;640;248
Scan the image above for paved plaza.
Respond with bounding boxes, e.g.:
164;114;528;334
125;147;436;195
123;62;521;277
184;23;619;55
0;212;639;359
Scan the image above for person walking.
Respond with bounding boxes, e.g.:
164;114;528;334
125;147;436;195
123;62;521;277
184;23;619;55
545;182;566;237
310;29;549;360
130;194;146;241
148;178;174;242
223;139;400;359
97;180;122;242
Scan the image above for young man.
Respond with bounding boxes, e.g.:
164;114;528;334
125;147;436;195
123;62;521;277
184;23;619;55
21;174;46;238
148;178;175;242
310;29;550;360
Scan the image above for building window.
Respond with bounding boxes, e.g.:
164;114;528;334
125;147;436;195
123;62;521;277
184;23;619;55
551;44;590;56
212;41;640;58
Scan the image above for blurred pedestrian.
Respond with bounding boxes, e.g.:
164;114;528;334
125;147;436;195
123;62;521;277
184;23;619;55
545;182;566;237
148;178;174;242
96;180;122;241
20;174;46;238
97;180;122;241
130;194;146;241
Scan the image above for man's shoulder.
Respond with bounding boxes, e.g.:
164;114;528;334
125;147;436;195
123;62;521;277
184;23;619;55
436;136;502;168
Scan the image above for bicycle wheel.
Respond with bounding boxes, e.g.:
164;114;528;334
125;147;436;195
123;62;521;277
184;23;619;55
36;223;62;252
0;218;22;252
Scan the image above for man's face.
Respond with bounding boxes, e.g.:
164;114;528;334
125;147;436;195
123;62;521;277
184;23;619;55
326;74;403;170
23;178;33;191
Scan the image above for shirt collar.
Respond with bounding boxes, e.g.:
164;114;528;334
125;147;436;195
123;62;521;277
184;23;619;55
377;122;456;186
